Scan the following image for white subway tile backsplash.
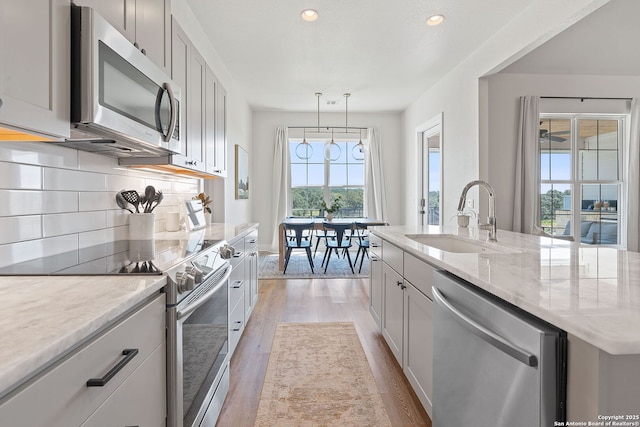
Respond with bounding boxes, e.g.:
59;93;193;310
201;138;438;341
79;192;120;212
0;143;203;262
106;174;146;193
43;211;107;237
0;234;78;269
0;190;79;216
0;162;42;189
43;168;107;191
0;216;42;244
0;142;78;169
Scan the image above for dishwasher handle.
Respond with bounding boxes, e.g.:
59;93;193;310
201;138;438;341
432;286;537;367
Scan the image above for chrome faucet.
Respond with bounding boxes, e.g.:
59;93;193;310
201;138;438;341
457;180;498;242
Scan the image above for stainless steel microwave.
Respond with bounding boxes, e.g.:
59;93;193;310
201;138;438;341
64;5;182;158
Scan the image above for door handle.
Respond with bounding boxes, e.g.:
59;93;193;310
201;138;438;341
432;286;537;367
163;82;178;143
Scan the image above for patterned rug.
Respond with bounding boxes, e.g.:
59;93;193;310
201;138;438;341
255;322;392;427
258;250;370;279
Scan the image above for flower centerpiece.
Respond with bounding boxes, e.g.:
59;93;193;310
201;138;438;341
321;195;343;221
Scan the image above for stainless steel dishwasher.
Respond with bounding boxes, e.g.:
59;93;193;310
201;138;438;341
432;271;566;427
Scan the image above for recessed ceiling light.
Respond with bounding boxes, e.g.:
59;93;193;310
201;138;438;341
301;9;318;21
426;14;444;26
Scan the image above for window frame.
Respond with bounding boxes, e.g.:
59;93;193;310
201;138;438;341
539;113;625;247
289;137;365;218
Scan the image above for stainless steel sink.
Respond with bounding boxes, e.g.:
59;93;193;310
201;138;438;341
405;234;519;254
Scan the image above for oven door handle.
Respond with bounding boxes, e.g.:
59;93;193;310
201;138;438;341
176;264;232;320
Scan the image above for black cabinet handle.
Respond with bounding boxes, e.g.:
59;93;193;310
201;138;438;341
141;48;146;55
232;321;243;331
396;281;402;287
86;349;139;387
232;280;243;289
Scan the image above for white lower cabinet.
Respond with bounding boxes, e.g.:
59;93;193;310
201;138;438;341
0;293;166;427
228;227;259;358
373;237;435;418
404;281;434;416
382;262;404;365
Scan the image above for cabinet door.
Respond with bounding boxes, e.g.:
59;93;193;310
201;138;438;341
171;17;189;160
188;48;206;169
135;0;171;72
214;82;228;176
382;262;404;365
404;283;434;417
369;253;383;329
81;344;166;427
249;251;259;308
0;0;69;139
204;66;218;174
75;0;135;42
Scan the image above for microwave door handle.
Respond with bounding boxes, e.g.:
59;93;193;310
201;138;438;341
163;82;178;143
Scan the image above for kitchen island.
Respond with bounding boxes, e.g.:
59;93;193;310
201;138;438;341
371;225;640;422
0;222;257;423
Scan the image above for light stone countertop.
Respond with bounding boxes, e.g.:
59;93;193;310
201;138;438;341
0;222;259;399
372;225;640;355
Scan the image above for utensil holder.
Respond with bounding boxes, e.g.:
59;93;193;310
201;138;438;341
129;213;156;261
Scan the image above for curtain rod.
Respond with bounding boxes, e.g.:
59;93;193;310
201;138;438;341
288;126;368;130
541;96;632;101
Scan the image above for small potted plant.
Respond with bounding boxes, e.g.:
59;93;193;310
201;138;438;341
456;208;476;227
322;195;343;221
194;192;212;223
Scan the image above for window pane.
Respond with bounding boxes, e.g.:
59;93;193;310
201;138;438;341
291;187;323;217
540;118;571;180
578;119;619;180
329;164;347;186
307;164;324;186
580;184;619;245
328;187;363;217
291;164;307;187
348;164;364;186
540;183;571;236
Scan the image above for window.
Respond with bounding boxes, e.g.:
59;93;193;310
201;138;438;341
290;139;364;217
539;115;623;245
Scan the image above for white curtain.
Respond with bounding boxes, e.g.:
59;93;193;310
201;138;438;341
364;127;388;222
270;127;290;251
512;96;545;235
626;98;640;251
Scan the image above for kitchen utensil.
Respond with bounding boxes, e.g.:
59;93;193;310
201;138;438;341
149;190;164;212
121;190;140;213
144;185;156;213
115;192;134;213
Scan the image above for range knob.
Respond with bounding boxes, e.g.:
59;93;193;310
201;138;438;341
186;265;204;284
175;271;196;293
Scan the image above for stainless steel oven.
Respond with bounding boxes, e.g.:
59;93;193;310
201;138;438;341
166;242;232;427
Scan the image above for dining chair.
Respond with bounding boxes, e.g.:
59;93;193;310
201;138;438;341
282;222;316;274
353;222;370;273
320;222;354;274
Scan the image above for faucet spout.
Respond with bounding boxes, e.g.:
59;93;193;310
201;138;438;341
458;180;497;242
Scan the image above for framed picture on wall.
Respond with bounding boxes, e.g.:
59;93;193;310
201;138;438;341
235;145;249;199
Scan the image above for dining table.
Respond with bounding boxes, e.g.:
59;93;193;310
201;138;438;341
278;217;388;270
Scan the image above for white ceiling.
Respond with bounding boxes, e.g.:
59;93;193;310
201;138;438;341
500;0;640;76
185;0;535;113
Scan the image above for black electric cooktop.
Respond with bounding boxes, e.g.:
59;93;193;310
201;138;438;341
0;237;222;276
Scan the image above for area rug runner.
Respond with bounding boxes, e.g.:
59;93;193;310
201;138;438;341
258;251;369;279
255;322;392;427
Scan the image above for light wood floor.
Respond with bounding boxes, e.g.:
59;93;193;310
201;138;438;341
216;277;432;427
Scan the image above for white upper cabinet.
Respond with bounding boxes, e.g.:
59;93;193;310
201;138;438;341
0;0;70;139
74;0;171;73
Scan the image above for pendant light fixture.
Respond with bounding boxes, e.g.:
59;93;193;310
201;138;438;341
323;92;341;161
325;128;341;161
352;128;365;161
295;127;313;160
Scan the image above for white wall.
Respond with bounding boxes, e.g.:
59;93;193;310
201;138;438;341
252;111;403;251
485;73;640;231
401;0;609;228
